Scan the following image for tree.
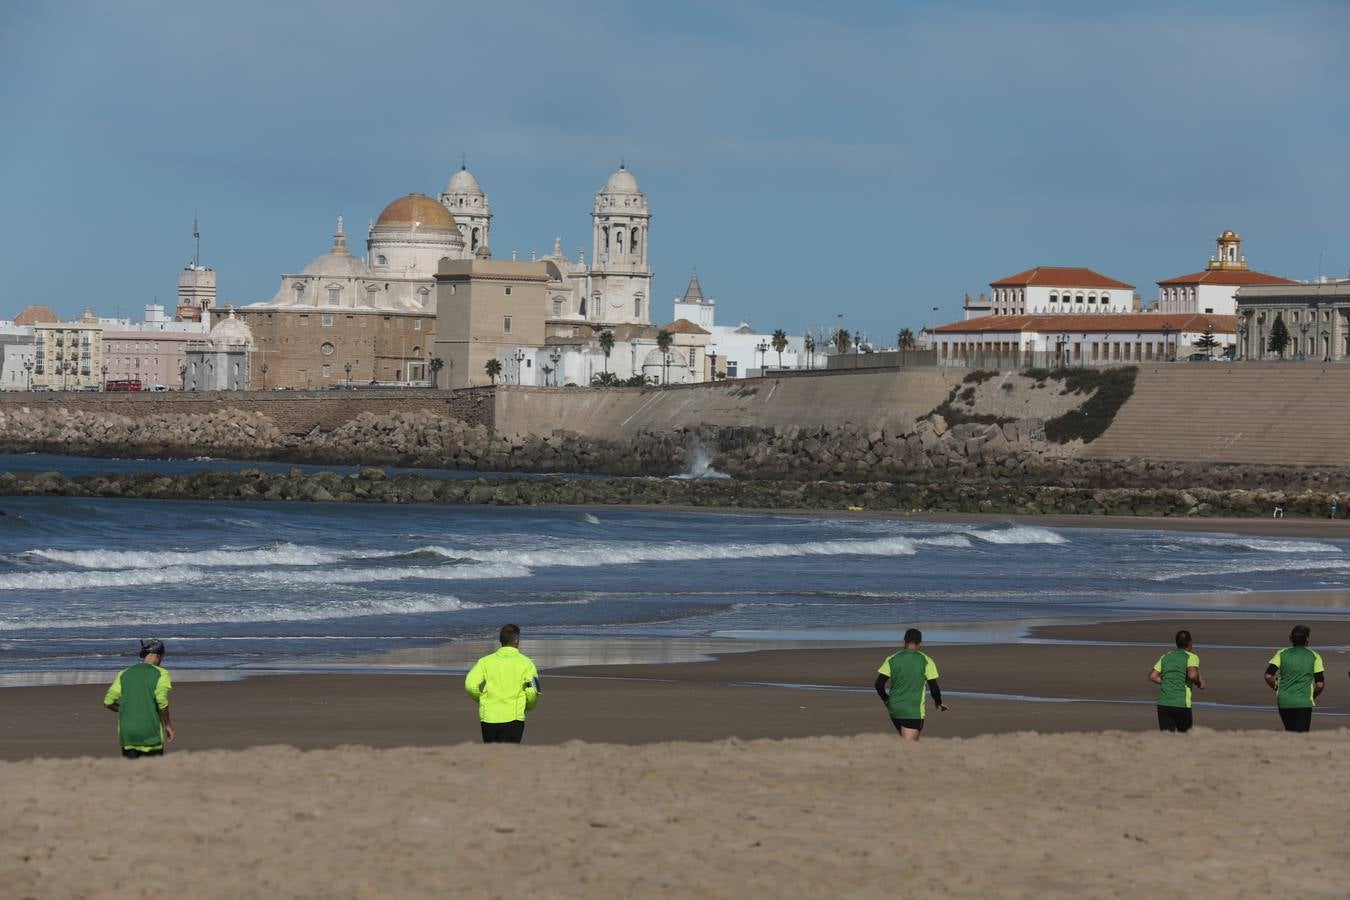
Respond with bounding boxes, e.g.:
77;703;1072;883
541;365;554;386
428;356;444;387
1267;315;1291;358
1194;326;1218;357
598;329;615;373
771;328;788;368
832;327;851;354
656;329;673;384
897;328;915;350
803;333;816;370
484;358;502;384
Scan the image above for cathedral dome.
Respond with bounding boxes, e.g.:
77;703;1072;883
602;165;640;194
207;311;255;349
376;193;458;231
445;166;484;195
302;216;368;277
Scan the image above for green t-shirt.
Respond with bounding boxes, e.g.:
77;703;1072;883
878;649;938;720
1269;647;1324;709
1153;649;1200;708
103;662;172;751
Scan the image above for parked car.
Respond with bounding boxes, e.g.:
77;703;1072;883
150;384;170;392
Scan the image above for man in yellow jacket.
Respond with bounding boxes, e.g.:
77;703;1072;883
465;623;540;743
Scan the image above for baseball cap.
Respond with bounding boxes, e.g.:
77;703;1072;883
138;639;166;658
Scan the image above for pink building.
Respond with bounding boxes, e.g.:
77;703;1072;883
102;329;201;388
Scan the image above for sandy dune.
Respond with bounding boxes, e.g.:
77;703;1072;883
3;730;1347;899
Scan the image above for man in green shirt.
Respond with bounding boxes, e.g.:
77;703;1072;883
1264;624;1325;733
1148;629;1205;732
103;639;174;758
465;624;540;743
875;628;949;742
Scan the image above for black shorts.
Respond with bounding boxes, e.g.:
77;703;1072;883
121;748;163;759
1278;707;1313;733
481;720;525;744
890;717;924;733
1157;705;1193;733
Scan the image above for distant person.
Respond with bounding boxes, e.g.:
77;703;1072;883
1149;629;1205;732
1331;497;1339;519
103;639;174;758
875;628;949;741
1264;624;1325;732
465;624;540;743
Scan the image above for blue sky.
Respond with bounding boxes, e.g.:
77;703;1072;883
2;0;1347;342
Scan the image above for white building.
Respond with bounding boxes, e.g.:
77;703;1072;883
0;322;35;391
185;311;255;391
966;267;1136;319
1157;230;1296;316
669;272;821;378
934;312;1236;366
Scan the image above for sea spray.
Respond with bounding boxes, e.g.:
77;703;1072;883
671;438;730;480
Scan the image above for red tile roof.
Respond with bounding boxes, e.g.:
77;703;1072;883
990;267;1135;290
1156;270;1298;286
660;318;711;335
934;313;1236;335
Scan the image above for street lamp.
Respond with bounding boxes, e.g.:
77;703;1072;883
179;362;187;391
260;361;269;390
708;347;718;381
1057;332;1069;368
549;349;561;386
1322;329;1331;362
1161;323;1174;362
1236;318;1248;361
23;358;33;391
756;341;768;372
344;361;352;385
1299;322;1310;361
512;348;526;384
101;363;108;391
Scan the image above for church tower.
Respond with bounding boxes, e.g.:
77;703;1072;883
587;164;652;325
439;162;492;257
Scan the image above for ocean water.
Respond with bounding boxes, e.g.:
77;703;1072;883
1;490;1349;679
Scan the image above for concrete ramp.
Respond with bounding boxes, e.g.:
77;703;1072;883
493;369;957;439
1085;363;1350;466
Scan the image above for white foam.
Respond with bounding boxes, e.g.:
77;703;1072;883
1185;536;1342;554
409;535;920;569
0;566;204;591
915;534;974;549
25;543;351;570
966;526;1067;545
0;594;481;631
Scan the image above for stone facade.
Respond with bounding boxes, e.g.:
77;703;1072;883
1235;281;1350;361
32;312;103;391
239;306;431;389
433;258;549;388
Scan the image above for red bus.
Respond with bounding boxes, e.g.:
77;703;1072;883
105;379;143;392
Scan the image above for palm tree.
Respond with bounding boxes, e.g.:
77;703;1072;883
803;333;816;370
832;327;851;355
484;358;502;384
655;329;673;384
897;329;915;350
771;328;788;368
428;356;444;387
598;329;615;374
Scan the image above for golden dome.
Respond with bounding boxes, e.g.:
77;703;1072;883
375;193;457;231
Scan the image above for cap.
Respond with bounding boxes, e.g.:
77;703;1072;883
139;639;166;658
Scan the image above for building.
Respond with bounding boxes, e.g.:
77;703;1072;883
966;267;1137;319
0;322;35;391
1235;280;1350;361
432;256;550;387
933;312;1235;367
176;218;217;322
32;310;103;390
668;272;819;378
1157;231;1296;316
101;304;210;389
184;312;255;391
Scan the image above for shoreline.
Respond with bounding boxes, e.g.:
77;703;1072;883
3;614;1345;761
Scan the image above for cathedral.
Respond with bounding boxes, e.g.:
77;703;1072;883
239;162;658;389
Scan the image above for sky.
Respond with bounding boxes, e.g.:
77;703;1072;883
2;0;1348;344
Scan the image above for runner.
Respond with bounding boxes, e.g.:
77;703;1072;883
1148;629;1205;732
465;624;540;743
1264;625;1325;733
103;639;174;758
875;628;949;741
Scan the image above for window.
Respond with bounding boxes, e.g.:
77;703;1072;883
1049;293;1058;304
503;316;512;334
327;288;340;306
376;255;387;266
413;319;422;331
554;300;563;317
1075;294;1084;304
321;343;335;356
321;365;332;378
321;314;333;326
504;286;512;296
634;298;641;317
727;361;738;378
688;348;696;367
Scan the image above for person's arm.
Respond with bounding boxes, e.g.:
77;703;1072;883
159;707;175;743
873;673;890;703
523;665;540;711
1149;657;1163;686
103;672;123;712
1187;666;1205;691
155;669;174;743
464;661;485;701
1313;653;1325;700
1264;664;1280;691
927;679;949;712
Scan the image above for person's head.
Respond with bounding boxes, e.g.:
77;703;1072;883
499;623;521;647
903;627;923;648
138;639;165;664
1175;630;1192;650
1290;624;1311;647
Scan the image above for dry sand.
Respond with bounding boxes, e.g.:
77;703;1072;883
2;730;1347;899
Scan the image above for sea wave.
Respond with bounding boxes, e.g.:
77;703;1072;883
965;526;1067;545
22;542;352;570
1181;536;1342;555
407;535;921;569
0;566;205;591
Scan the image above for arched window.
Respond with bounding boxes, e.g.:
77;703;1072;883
327;287;340;306
1049;292;1058;304
631;228;639;255
1075;294;1084;304
616;229;625;253
634;297;641;317
376;255;387;266
471;228;480;251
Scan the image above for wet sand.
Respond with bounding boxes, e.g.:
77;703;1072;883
4;617;1344;761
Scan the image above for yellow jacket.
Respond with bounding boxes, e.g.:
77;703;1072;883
465;646;540;723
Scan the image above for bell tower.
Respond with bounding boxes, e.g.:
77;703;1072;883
588;163;653;325
1208;229;1249;272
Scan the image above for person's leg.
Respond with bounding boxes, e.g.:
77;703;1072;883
891;718;924;742
481;722;503;743
501;721;525;744
1175;708;1193;733
1278;708;1312;733
1157;707;1178;732
121;748;163;759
